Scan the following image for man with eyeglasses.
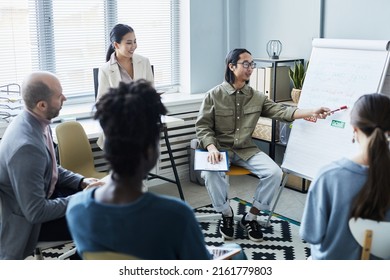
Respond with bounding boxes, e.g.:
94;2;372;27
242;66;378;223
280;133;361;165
196;48;330;242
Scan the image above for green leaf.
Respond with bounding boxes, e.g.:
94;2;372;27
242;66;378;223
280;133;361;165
288;61;307;90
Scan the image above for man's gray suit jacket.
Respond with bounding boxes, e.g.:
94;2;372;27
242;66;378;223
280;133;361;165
0;111;83;259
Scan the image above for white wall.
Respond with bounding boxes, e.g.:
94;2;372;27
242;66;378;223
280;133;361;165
241;0;321;60
180;0;228;94
323;0;390;40
181;0;242;94
241;0;390;60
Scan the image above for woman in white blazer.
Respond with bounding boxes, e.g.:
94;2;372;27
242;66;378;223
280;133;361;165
97;23;154;149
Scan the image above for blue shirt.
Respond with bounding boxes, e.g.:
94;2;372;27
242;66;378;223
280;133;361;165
66;190;211;260
300;158;390;259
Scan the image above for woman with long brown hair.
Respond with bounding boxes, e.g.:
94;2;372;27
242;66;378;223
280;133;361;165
300;93;390;259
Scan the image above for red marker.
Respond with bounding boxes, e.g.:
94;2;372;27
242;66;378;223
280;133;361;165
329;105;348;114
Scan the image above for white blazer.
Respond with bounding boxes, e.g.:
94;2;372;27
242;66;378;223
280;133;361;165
96;53;154;149
97;53;154;100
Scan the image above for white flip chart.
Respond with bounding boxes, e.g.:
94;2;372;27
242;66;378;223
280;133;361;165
282;38;390;180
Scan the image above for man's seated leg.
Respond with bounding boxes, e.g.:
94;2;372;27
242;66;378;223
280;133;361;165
201;170;235;239
38;217;81;259
235;151;283;242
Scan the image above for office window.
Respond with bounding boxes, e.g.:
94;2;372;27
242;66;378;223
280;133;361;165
0;0;179;99
0;1;32;90
116;0;180;89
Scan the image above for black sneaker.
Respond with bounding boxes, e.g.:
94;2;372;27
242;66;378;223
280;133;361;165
240;213;263;242
220;213;234;240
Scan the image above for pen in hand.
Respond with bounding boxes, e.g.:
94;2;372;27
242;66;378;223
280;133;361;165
328;105;348;114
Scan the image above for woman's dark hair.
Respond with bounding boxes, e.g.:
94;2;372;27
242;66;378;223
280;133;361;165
224;48;251;84
106;23;134;62
350;93;390;221
94;79;167;177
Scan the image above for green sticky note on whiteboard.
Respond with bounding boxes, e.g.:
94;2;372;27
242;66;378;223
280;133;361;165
331;120;345;128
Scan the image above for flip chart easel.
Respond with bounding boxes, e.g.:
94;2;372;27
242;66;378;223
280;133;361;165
280;38;390;182
265;39;390;226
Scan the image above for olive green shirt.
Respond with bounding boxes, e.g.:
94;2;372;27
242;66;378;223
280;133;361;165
196;81;297;161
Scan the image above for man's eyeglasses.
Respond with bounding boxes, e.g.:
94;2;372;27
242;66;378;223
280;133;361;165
236;61;257;69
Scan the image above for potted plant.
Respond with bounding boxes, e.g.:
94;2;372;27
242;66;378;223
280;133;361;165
288;61;308;103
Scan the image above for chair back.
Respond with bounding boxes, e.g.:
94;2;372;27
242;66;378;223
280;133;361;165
93;68;99;100
348;217;390;259
83;251;140;260
55;121;107;179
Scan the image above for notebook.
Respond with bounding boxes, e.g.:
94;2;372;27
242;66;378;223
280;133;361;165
194;149;229;172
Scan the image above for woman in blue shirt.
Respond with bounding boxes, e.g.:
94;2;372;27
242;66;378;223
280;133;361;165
66;80;211;259
300;93;390;259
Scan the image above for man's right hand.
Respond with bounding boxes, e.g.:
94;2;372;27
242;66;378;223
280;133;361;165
206;144;223;164
82;178;106;191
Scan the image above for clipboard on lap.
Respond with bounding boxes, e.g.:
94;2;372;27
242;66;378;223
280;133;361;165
194;149;229;172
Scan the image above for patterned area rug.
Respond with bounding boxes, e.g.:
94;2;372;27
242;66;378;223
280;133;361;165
195;197;310;260
25;242;76;260
26;197;309;260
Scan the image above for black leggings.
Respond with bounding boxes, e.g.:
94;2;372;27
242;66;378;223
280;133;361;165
37;189;81;259
38;216;72;241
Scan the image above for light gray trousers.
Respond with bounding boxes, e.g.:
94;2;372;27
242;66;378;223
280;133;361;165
201;151;282;214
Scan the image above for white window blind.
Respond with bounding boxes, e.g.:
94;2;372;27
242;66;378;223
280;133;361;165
116;0;180;89
0;0;179;98
0;1;33;90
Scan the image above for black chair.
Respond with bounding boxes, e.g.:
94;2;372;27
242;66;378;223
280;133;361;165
93;68;99;100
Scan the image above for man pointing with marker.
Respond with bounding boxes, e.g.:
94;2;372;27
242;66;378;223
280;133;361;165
196;48;330;242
